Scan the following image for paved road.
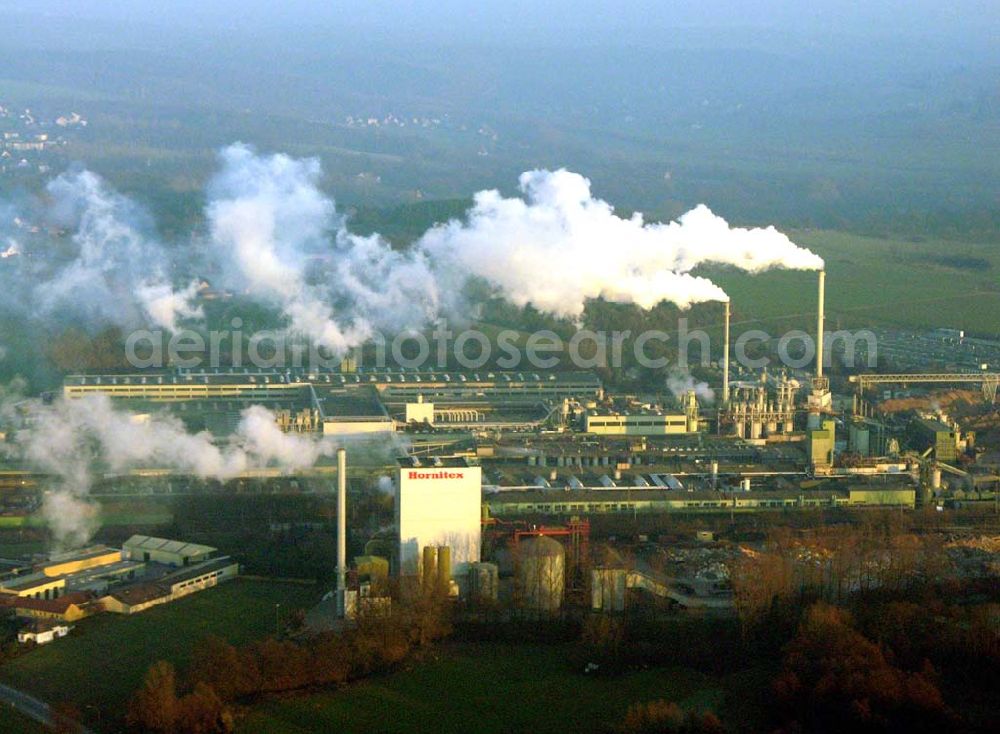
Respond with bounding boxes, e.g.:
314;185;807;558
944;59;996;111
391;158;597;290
0;682;96;733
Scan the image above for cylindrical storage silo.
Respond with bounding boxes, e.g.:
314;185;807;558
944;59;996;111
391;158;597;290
931;467;942;490
519;536;565;614
422;546;438;594
437;545;452;595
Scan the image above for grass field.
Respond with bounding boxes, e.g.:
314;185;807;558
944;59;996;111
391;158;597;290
0;705;46;734
237;642;742;734
0;498;174;534
0;579;320;729
0;539;45;558
95;498;175;527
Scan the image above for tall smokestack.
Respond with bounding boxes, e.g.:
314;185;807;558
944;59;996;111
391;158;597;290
722;300;731;404
816;270;825;379
336;447;347;615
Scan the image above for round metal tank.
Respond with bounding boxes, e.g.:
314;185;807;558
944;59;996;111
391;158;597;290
519;536;565;614
468;562;499;603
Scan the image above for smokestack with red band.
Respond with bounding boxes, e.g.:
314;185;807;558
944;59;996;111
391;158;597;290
723;300;731;404
816;270;826;379
337;447;347;614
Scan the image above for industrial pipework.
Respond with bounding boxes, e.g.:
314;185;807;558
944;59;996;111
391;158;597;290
722;300;731;405
816;270;826;380
337;447;347;616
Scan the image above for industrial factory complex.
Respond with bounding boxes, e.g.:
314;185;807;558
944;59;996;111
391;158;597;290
2;271;999;626
0;535;238;643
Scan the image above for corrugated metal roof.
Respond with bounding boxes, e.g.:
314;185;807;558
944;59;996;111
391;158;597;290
123;535;216;557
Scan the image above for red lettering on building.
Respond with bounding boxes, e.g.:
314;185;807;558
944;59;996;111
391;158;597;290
407;470;464;480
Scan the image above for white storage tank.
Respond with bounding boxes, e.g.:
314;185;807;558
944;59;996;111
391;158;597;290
931;466;942;490
468;562;499;603
591;568;627;612
519;536;565;614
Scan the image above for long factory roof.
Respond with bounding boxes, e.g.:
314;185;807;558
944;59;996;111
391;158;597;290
484;488;847;503
123;535;216;558
66;369;602;388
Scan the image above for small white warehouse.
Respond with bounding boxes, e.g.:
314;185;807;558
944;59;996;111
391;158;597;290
395;457;482;577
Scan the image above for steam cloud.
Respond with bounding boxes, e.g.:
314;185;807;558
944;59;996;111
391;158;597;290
2;145;824;346
665;368;715;403
419;168;824;316
205;144;440;351
200;149;823;343
29;170;200;332
15;395;345;548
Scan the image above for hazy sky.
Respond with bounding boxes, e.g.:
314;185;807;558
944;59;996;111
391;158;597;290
4;0;999;48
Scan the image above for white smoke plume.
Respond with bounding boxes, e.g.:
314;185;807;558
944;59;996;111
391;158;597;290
34;170;202;332
206;144;440;353
14;395;344;548
419;168;824;317
666;368;716;403
134;280;204;334
4;148;823;349
236;404;334;472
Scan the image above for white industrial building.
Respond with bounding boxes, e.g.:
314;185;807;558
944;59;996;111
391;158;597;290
395;457;482;577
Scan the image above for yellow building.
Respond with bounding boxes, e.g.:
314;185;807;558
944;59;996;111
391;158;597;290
848;487;916;508
101;557;239;615
808;419;836;469
62;372;306;402
12;592;93;622
41;547;122;578
0;573;66;600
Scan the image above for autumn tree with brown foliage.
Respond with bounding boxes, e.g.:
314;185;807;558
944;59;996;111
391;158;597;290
127;659;234;734
617;700;724;734
127;660;180;733
771;603;954;733
187;635;262;702
175;682;233;734
129;595;452;731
